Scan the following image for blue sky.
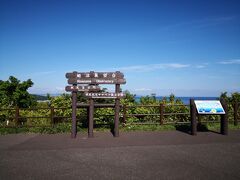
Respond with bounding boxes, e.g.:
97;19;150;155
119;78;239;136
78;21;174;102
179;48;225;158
0;0;240;96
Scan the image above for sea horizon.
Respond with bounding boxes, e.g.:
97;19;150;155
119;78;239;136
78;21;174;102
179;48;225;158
34;93;219;105
135;96;218;105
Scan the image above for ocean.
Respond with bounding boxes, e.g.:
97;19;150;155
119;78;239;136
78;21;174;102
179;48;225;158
135;96;218;105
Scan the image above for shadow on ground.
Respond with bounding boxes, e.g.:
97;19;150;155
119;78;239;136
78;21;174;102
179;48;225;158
175;123;213;135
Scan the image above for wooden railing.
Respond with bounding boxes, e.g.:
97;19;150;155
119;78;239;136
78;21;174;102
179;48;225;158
0;102;239;128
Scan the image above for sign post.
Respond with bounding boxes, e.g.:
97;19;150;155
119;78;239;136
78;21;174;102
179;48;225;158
66;71;126;138
88;98;94;138
190;99;228;135
71;90;77;138
190;99;197;135
220;98;228;135
114;84;120;137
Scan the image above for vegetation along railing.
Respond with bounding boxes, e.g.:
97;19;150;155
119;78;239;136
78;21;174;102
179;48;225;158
0;102;239;128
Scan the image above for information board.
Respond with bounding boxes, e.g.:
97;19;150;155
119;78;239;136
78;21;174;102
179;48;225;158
194;100;225;114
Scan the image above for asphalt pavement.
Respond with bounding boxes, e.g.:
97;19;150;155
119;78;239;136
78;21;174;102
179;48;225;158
0;130;240;180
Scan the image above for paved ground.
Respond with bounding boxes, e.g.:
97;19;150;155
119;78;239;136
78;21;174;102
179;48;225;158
0;130;240;180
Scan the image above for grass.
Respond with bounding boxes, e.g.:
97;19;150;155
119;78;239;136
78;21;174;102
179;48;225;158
122;124;176;131
1;122;240;135
207;122;240;131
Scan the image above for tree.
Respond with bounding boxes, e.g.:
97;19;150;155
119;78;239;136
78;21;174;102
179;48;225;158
120;90;136;106
219;91;230;104
0;76;36;108
49;93;72;107
139;95;159;105
169;93;175;103
230;92;240;104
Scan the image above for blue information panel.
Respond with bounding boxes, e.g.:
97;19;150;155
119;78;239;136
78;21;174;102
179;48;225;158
194;100;225;114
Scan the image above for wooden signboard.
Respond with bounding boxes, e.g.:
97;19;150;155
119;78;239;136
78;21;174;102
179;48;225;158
84;92;125;99
66;71;124;79
68;78;126;84
65;85;100;92
66;71;126;85
66;71;126;139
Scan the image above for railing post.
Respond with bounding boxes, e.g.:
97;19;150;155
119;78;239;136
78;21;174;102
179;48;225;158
190;99;197;135
15;106;19;126
50;106;55;126
233;102;238;126
220;98;228;135
160;103;164;125
123;105;127;126
87;106;89;127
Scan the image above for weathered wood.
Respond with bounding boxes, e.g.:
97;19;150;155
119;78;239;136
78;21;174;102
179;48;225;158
88;98;94;138
114;84;120;137
68;78;126;85
234;102;238;126
65;70;127;138
50;106;55;126
190;99;197;135
66;71;124;79
220;98;228;135
65;85;100;92
77;103;118;108
71;91;77;138
160;104;164;125
84;92;125;99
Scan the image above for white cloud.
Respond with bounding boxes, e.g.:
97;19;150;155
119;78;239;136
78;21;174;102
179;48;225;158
195;65;206;68
218;59;240;65
114;63;190;72
55;87;65;91
134;88;152;92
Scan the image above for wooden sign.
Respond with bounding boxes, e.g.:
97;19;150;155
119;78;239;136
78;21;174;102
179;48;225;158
68;78;126;84
66;71;126;85
66;71;124;79
84;92;126;99
66;70;126;138
65;85;100;92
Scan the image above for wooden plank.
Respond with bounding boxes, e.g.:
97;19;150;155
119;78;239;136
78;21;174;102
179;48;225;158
67;78;126;84
65;85;100;92
84;92;126;99
66;71;124;79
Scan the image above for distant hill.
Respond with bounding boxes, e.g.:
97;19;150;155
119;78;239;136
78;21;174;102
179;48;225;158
32;94;48;101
